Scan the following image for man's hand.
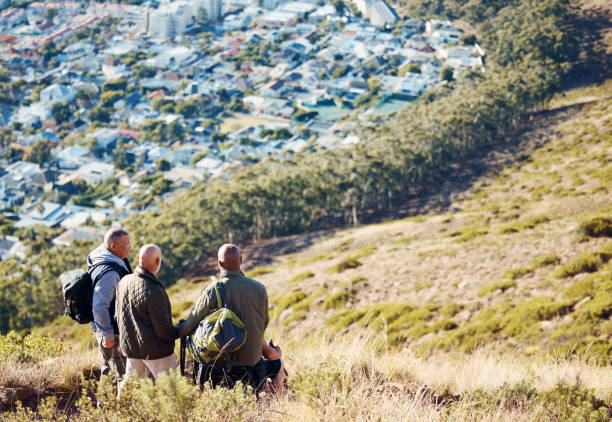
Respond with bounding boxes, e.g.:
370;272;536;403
267;345;282;360
262;338;282;360
102;338;116;348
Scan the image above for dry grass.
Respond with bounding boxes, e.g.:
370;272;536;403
0;349;97;396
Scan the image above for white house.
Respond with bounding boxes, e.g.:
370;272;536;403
16;201;72;228
39;84;76;104
87;127;121;150
52;226;104;246
56;145;91;169
75;161;115;185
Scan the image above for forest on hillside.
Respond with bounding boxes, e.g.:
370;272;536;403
0;0;598;333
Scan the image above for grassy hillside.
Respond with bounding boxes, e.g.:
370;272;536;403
2;77;610;421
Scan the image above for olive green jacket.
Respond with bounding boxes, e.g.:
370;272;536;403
178;269;269;366
116;266;178;360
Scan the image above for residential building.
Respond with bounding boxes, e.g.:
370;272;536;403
56;145;91;169
75;161;115;185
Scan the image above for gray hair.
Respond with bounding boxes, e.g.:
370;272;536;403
104;228;129;247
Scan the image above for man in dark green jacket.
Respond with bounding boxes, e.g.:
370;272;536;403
178;244;285;392
116;244;179;386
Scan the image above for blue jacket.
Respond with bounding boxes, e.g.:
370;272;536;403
87;245;132;341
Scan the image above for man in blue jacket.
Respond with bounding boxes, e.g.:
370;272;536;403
87;228;132;378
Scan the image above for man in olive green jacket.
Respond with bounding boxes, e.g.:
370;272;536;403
178;244;285;391
116;244;178;386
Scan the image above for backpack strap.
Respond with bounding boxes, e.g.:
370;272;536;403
209;276;228;309
214;282;228;308
88;261;129;289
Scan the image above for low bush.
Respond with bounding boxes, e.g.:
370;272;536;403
439;303;463;317
272;290;308;314
468;381;537;412
288;270;315;284
449;226;489;242
0;332;68;364
500;297;571;340
351;245;377;260
498;216;549;234
294;253;334;266
554;247;611;278
289;358;349;401
531;253;561;269
322;290;350;310
502;267;531;280
478;280;517;296
328;257;362;273
579;216;612;238
536;381;609;420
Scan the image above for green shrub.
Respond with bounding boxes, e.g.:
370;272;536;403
449;226;489;242
478;280;517;296
554;250;610;278
295;253;334;266
502;267;531;280
579;216;612;237
578;293;612;320
272;290;308;314
563;272;601;301
0;331;69;364
439;303;509;351
351;245;377;260
326;309;368;332
531;253;561;269
288;270;315;284
439;303;463;317
67;370;257;422
536;381;609;421
500;297;571;340
468;381;537;412
337;238;353;251
322;290;350;310
328;257;362;273
289;358;349;400
498;216;549;234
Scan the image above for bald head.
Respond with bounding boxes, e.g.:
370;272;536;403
138;244;162;274
218;244;241;271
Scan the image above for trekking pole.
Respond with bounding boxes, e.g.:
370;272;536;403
180;336;186;376
179;319;185;377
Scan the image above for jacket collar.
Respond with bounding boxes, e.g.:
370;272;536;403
135;265;161;285
219;269;244;279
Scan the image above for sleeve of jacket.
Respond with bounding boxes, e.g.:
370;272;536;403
263;290;269;331
147;291;179;341
177;285;217;337
92;270;120;341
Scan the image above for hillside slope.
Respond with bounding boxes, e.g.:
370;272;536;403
162;78;612;362
4;54;612;422
18;77;610;421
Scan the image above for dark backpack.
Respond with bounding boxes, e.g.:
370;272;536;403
59;262;125;324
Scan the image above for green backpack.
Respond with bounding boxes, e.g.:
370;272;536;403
187;277;247;366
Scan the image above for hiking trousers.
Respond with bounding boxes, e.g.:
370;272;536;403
97;337;126;379
123;353;177;381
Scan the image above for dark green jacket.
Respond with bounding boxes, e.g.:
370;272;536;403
178;269;269;366
116;266;178;360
